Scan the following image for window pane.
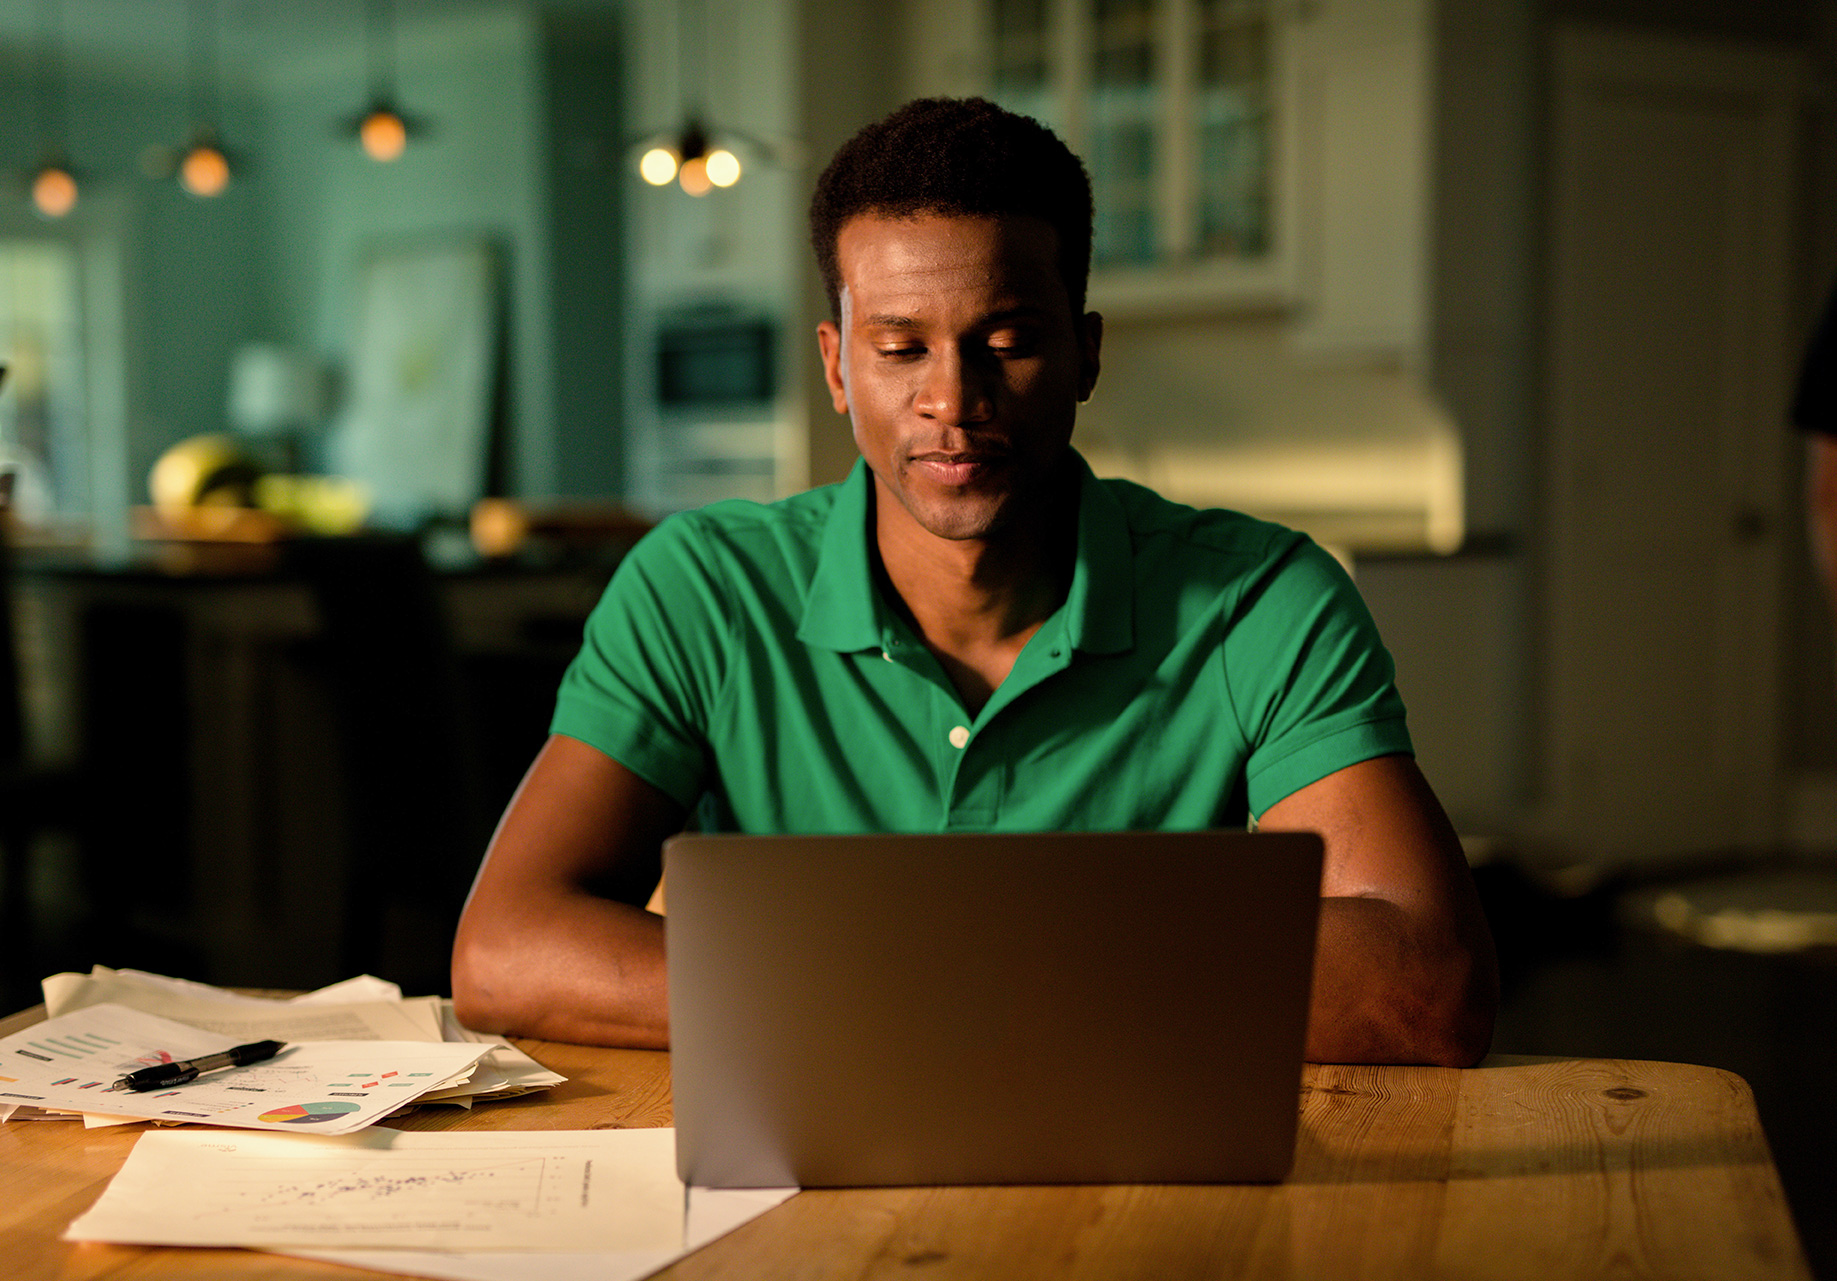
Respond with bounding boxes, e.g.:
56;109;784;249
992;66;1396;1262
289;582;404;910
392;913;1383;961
1089;0;1157;266
991;0;1057;132
1194;0;1270;258
0;241;87;520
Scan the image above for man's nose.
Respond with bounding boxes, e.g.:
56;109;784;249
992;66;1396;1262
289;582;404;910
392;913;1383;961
914;347;994;425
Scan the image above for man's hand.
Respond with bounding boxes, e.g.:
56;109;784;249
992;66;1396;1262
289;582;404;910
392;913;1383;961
1258;753;1498;1066
451;735;685;1047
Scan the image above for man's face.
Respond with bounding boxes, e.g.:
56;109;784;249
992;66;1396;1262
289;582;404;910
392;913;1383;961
817;212;1101;545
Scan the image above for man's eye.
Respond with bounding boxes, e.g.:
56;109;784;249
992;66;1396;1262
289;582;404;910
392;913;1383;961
986;333;1040;358
876;346;923;360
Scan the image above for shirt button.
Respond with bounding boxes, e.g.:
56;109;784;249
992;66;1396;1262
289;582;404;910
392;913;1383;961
948;725;970;749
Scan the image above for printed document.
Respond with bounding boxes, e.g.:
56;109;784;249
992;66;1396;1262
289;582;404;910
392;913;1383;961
0;1003;488;1134
277;1186;800;1281
38;967;565;1107
43;967;444;1041
66;1127;691;1252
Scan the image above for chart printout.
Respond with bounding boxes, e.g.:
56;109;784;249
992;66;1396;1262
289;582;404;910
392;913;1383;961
0;1004;489;1134
64;1127;688;1252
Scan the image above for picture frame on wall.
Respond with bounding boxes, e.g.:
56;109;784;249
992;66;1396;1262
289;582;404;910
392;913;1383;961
331;237;502;527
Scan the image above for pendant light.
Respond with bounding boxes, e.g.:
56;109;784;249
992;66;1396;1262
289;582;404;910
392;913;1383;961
28;0;78;219
341;0;430;162
140;0;239;197
632;0;794;196
180;0;233;196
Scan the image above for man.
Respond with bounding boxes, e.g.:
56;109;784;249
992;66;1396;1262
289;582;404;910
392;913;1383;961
453;98;1497;1066
1800;282;1837;633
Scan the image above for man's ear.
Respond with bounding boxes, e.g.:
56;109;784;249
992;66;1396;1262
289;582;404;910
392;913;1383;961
1077;311;1104;404
816;321;849;415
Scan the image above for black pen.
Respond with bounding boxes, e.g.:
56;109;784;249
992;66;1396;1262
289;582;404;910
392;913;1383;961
110;1040;287;1092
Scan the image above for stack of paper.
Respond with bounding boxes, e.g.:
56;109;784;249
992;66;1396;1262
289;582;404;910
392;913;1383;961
33;966;565;1115
0;1003;494;1134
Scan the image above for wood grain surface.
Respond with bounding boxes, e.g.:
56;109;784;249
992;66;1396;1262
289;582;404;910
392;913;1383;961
0;1006;1811;1280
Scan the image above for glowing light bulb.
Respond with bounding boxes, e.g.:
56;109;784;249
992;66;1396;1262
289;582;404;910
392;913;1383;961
180;145;230;197
31;167;78;218
360;109;408;161
678;156;712;196
639;147;679;185
705;149;740;188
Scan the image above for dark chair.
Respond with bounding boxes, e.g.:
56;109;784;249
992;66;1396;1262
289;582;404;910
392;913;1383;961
285;535;495;995
0;526;90;1010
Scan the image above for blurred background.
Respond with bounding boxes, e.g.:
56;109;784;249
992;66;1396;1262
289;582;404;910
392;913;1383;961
2;0;1835;1271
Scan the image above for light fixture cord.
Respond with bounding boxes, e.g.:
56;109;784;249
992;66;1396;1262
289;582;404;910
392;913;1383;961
682;0;707;123
35;0;68;158
187;0;221;133
366;0;397;102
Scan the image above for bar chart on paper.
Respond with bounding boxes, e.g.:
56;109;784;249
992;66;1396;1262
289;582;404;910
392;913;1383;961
2;1006;225;1103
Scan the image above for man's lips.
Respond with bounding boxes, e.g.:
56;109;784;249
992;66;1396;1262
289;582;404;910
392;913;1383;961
908;450;1010;485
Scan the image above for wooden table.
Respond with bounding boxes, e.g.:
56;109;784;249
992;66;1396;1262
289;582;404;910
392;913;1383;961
0;1003;1810;1280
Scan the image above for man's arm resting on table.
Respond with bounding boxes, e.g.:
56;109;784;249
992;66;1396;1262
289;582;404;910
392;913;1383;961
451;734;683;1048
1259;753;1499;1067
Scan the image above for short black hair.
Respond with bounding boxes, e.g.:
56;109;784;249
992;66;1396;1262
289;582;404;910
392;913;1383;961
809;96;1094;319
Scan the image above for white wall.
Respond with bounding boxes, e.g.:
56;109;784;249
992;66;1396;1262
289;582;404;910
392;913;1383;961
619;0;806;513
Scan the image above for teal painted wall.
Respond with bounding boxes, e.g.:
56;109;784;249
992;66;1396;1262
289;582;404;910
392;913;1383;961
3;0;627;526
256;4;627;502
0;50;267;516
258;7;555;502
537;8;625;499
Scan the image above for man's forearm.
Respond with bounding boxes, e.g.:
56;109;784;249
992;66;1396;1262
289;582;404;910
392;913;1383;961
1305;895;1496;1066
451;735;684;1049
452;891;669;1048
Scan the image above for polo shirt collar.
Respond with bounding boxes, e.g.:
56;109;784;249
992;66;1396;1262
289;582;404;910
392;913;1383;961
796;450;1135;656
1063;452;1135;654
797;459;883;652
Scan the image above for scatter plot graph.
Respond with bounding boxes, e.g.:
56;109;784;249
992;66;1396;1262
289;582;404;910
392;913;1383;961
65;1129;686;1251
260;1156;550;1214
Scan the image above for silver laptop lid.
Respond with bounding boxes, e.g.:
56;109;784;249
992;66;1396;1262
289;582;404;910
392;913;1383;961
665;830;1323;1188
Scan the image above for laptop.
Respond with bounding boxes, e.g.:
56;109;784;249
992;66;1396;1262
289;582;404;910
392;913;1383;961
664;829;1323;1188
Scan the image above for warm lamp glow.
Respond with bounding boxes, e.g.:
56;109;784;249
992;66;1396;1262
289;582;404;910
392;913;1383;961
705;148;740;188
31;167;78;218
180;145;230;197
678;155;712;196
360;109;408;161
639;147;679;186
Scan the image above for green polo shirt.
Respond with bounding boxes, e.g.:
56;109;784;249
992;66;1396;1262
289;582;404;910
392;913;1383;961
551;453;1411;832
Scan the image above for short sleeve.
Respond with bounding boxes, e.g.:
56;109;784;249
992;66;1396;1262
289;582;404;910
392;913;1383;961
549;513;733;806
1223;533;1413;818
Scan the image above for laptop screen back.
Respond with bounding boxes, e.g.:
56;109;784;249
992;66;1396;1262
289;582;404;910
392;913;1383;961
665;829;1323;1188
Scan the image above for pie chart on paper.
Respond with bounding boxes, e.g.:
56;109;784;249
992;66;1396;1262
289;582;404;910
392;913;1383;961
259;1101;362;1124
